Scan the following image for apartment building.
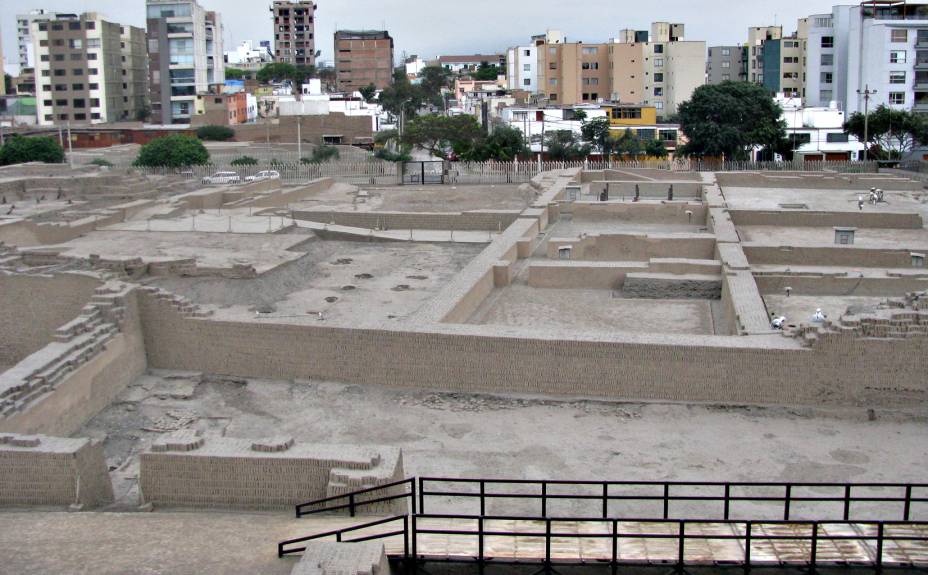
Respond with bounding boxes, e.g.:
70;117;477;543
32;12;148;126
334;30;394;91
707;46;748;84
506;30;563;93
16;10;79;71
271;1;317;67
534;23;704;116
435;54;506;74
146;0;225;125
1;27;5;96
806;1;928;113
748;26;782;84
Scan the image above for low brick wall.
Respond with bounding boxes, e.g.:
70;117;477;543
717;172;922;191
568;201;708;225
587;181;703;199
292;209;522;232
139;433;405;512
0;433;113;508
730;210;923;229
743;245;915;268
547;233;717;262
623;272;722;299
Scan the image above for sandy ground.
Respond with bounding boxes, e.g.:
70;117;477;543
289;183;536;213
80;371;928;514
467;285;721;334
39;230;310;274
148;239;482;325
722;186;928;215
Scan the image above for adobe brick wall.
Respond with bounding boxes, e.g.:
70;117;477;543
292;209;522;232
587;181;703;199
567;201;707;225
232;114;373;146
755;274;928;296
136;289;928;407
0;434;113;508
546;233;717;261
716;172;923;191
743;245;915;268
139;433;404;512
730;210;923;229
0;274;100;366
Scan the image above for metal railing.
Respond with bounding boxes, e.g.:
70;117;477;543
279;515;409;558
294;477;416;518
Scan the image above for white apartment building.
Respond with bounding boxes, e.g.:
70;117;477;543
500;105;607;153
146;0;225;125
777;96;866;161
225;41;271;68
506;30;562;93
806;2;928;113
16;10;79;71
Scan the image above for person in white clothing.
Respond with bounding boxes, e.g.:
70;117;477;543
812;309;827;323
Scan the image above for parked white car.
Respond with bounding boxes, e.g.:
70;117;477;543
245;170;281;183
201;171;241;185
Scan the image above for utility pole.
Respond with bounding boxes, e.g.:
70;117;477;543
857;84;877;162
297;115;302;159
66;122;73;168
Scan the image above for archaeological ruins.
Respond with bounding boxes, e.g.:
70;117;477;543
0;160;926;574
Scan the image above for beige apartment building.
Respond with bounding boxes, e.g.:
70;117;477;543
334;30;394;91
32;13;147;125
271;1;316;67
748;26;782;84
753;20;809;98
1;26;5;96
536;23;704;116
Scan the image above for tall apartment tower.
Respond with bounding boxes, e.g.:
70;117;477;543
271;1;317;66
748;26;783;84
707;46;749;84
806;2;928;114
536;22;704;116
1;26;6;96
334;30;394;91
16;10;79;70
31;13;148;126
146;0;225;125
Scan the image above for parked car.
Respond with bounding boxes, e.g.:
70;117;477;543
244;170;281;183
201;171;241;185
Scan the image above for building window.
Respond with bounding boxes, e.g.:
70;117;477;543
549;93;557;101
889;92;906;105
654;58;664;67
582;93;589;100
654;44;664;54
53;69;65;77
549;62;557;70
86;21;95;30
55;99;67;106
721;48;730;56
821;72;833;84
53;54;65;62
891;29;908;43
549;78;558;86
89;83;99;90
722;74;730;81
523;79;531;86
826;133;849;143
821;54;834;66
68;39;82;50
890;50;907;63
38;23;48;31
73;99;86;108
722;61;731;68
52;24;64;31
654;87;663;96
68;22;81;31
820;90;833;102
71;83;84;90
821;36;834;48
523;64;531;71
581;47;599;55
40;55;50;62
890;71;907;84
90;98;100;107
654;101;664;110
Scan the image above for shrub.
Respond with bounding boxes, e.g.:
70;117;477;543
230;156;259;166
0;135;66;166
374;148;412;162
301;145;340;164
195;125;235;141
89;158;114;167
134;135;210;168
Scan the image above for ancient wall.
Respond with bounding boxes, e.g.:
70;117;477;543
139;432;404;511
587;181;703;199
293;541;391;575
292;209;522;232
0;433;113;508
743;245;915;268
232;114;373;145
0;273;101;367
755;274;928;297
546;233;717;261
730;210;923;229
567;201;707;224
137;289;928;407
716;172;922;191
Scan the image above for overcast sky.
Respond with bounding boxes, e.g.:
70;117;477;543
3;0;847;73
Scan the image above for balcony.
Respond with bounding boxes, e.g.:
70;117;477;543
914;101;928;112
916;59;928;70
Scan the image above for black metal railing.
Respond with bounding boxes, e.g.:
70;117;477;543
294;477;416;518
293;478;927;522
279;513;928;569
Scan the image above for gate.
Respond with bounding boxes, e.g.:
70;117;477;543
401;161;447;185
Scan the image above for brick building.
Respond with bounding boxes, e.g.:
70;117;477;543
271;1;317;67
334;30;394;91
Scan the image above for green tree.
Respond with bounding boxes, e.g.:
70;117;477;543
134;135;209;168
195;125;235;141
301;145;340;164
401;114;483;160
257;63;316;90
544;130;591;161
460;125;528;162
844;105;928;159
616;129;644;158
359;83;378;103
677;81;787;160
380;69;424;119
419;65;452;107
4;74;12;94
473;63;501;81
580;117;615;157
225;68;246;80
645;138;669;158
0;136;65;166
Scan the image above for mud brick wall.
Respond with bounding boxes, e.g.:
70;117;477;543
755;275;928;297
716;172;922;191
0;274;101;366
0;434;113;508
568;201;708;225
729;210;923;229
528;261;649;289
743;246;915;268
292;209;522;232
623;273;722;300
139;436;404;511
137;290;928;408
294;541;391;575
587;181;703;199
547;233;717;262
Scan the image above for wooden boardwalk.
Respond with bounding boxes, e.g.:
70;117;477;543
298;518;928;566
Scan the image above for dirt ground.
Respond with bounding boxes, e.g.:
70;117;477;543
289;183;536;213
466;285;719;335
147;238;483;325
80;371;928;514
